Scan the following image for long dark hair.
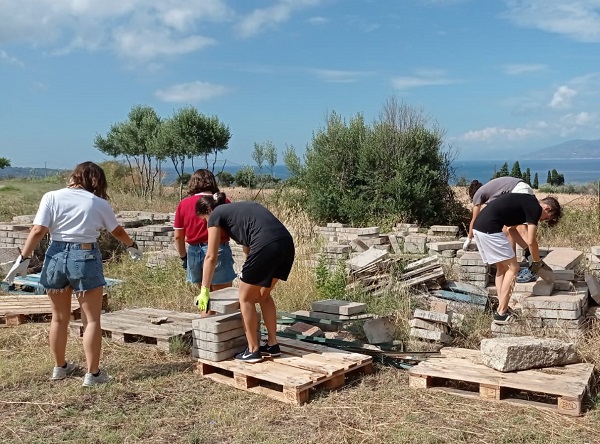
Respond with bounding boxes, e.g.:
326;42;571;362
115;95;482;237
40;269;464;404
68;161;109;200
196;192;227;216
188;169;219;196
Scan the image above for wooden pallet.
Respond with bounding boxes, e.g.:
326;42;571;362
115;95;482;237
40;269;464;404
408;347;594;416
70;307;204;351
197;337;374;405
0;294;80;325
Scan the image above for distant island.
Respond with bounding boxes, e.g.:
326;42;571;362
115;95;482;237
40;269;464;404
0;166;67;179
522;139;600;160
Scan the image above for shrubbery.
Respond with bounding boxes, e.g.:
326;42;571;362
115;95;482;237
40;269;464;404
284;98;469;227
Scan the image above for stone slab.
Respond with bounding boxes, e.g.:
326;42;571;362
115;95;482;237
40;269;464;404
192;327;246;342
191;345;247;361
413;309;451;324
363;317;395;344
191;312;244;333
426;241;463;252
553;269;575;281
192;335;247;352
585;274;600;305
522;290;587;311
346;248;388;270
409;318;448;333
311;299;367;316
480;336;578;372
409;327;452;343
543;248;583;271
286;322;324;337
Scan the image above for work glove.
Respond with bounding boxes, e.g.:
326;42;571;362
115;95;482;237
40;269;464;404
462;237;472;251
181;255;188;269
194;286;210;312
529;260;544;274
3;254;31;284
127;242;143;261
523;247;532;262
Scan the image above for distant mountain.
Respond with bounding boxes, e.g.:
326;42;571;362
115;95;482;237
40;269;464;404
0;166;67;179
523;139;600;159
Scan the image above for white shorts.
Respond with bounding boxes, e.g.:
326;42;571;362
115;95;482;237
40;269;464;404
473;230;515;264
511;181;534;195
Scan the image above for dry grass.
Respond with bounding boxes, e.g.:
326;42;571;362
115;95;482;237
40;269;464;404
3;181;600;443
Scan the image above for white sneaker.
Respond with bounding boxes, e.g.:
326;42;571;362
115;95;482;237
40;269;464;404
51;362;77;380
82;371;112;387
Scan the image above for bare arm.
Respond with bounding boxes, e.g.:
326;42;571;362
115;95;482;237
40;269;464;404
201;226;223;288
21;225;49;258
174;229;187;258
525;224;540;262
468;204;481;238
243;245;250;255
110;225;136;247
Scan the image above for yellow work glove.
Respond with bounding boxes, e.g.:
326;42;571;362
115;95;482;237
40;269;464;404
194;286;210;311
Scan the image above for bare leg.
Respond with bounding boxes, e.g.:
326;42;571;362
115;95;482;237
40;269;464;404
495;262;505;299
77;287;104;374
497;258;519;314
48;288;74;367
503;226;516;252
238;281;261;352
258;279;279;346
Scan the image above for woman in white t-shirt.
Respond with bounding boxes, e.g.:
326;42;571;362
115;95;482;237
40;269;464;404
3;161;142;386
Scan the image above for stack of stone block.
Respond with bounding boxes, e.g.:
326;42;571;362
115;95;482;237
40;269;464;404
493;247;589;341
317;223;387;249
458;251;489;287
191;288;262;361
0;215;34;250
427;225;459;242
585;246;600;274
309;299;368;321
409;301;453;344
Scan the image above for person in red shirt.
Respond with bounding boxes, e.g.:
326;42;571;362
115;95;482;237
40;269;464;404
173;170;236;303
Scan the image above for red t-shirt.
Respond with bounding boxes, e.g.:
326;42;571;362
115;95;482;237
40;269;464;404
173;193;230;245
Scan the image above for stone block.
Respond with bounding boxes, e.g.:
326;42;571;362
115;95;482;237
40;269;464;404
525;307;582;320
357;227;380;235
458;252;485;266
193;327;246;343
346;248;388;270
192;335;247;352
387;235;403;254
532;279;555;296
286;322;324;337
350;238;369;252
544;247;583;270
403;234;428;254
441;250;456;258
192;312;244;333
554;280;573;291
207;287;240;314
480;336;578;372
311;299;367;315
585;274;600;305
413;309;451;324
553;270;575;281
426;241;463;252
363;317;395;344
308;311;372;321
192;345;247;361
409;327;452;343
430;300;448;313
522;290;586;311
409;318;448;333
429;225;459;234
325;244;352;254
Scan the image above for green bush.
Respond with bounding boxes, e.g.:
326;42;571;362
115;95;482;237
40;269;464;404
284;98;469;227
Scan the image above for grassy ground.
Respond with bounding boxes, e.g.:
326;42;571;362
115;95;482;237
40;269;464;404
2;179;600;443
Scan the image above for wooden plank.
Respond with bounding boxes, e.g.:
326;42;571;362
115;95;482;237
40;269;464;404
401;268;445;287
402;256;439;272
400;263;443;280
431;290;488;306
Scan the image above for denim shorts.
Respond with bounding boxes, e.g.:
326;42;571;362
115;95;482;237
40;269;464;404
40;241;106;293
187;242;237;285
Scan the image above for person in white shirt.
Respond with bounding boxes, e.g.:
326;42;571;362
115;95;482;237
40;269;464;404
3;161;142;386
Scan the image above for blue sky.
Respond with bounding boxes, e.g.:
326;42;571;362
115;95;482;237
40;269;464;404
1;0;600;169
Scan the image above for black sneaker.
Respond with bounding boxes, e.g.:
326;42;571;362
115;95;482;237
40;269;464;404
493;310;515;325
234;348;263;363
259;342;281;357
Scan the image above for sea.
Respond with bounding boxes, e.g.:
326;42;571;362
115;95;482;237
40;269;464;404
163;158;600;186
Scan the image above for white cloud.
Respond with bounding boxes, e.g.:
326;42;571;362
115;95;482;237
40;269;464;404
309;68;373;83
549;85;577;109
557;112;599;135
0;50;23;67
0;0;232;61
460;126;537;142
155;81;230;102
391;69;455;90
307;16;329;25
236;0;322;38
502;63;547;75
503;0;600;42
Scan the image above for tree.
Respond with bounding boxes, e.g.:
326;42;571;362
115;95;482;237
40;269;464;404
284;98;468;226
492;162;509;179
533;172;539;189
524;167;531;186
251;142;265;172
94;105;162;199
234;166;257;188
264;141;277;177
217;171;234;187
510;161;522;178
0;158;9;169
547;170;552;184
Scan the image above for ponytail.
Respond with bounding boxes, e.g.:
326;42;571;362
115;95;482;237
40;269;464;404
196;192;227;216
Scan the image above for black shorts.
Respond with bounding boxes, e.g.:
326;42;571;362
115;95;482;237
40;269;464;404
240;236;295;287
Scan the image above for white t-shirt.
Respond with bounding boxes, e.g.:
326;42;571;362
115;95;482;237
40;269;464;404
33;188;120;243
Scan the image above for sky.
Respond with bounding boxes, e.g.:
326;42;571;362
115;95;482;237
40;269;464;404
1;0;600;170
